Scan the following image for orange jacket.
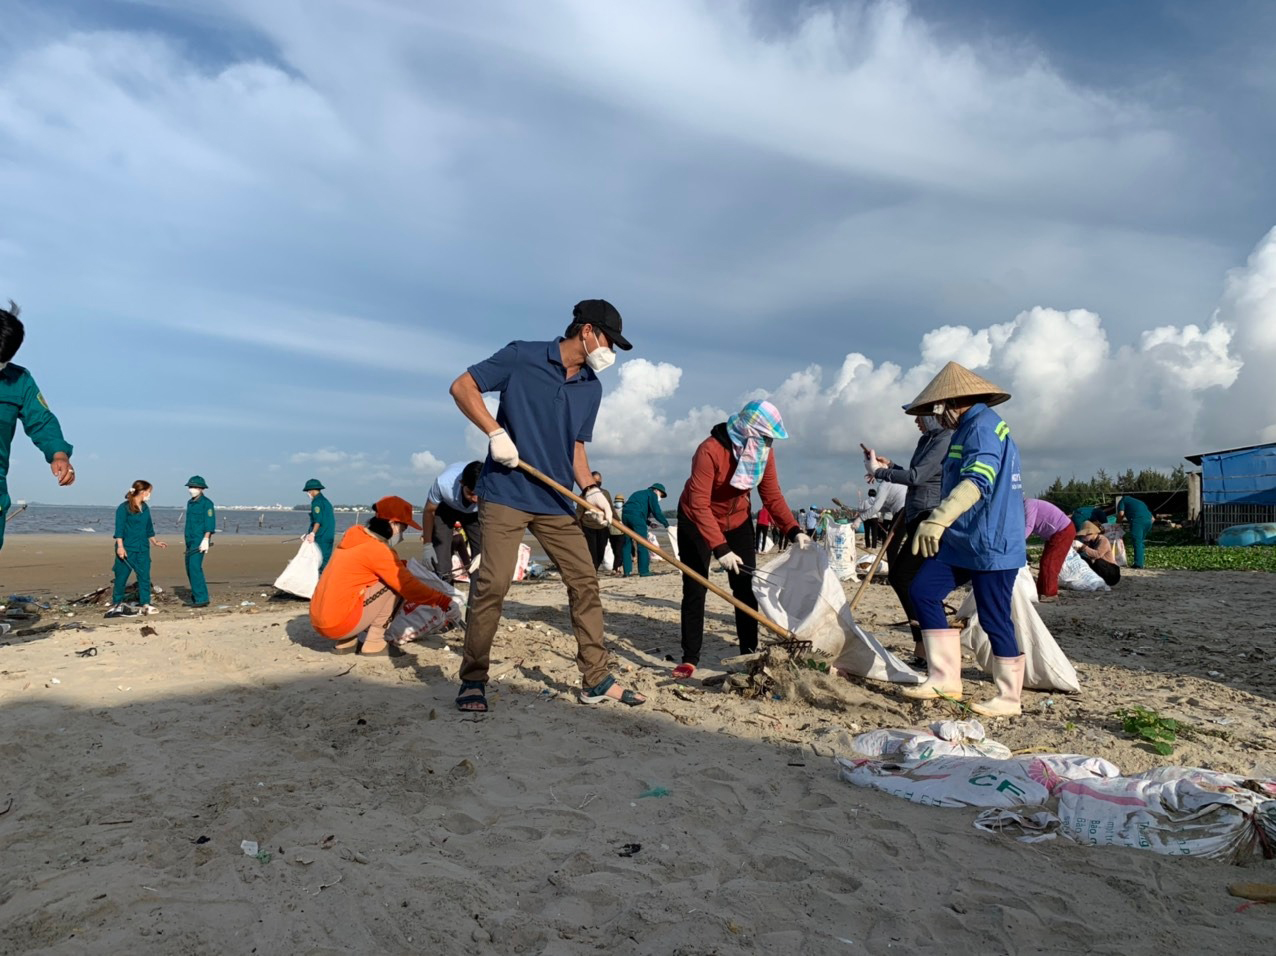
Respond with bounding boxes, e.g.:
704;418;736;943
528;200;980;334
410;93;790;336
310;526;451;638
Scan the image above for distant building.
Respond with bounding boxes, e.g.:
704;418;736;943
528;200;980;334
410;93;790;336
1184;442;1276;542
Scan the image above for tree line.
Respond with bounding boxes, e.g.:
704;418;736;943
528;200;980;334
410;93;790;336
1038;465;1188;514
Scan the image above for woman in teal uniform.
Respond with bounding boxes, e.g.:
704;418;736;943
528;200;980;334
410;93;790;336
0;300;76;550
304;478;336;569
184;475;216;607
108;480;167;616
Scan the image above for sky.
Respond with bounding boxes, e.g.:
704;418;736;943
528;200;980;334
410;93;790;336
1;0;1274;508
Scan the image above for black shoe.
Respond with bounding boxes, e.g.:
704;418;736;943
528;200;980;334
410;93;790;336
187;601;210;608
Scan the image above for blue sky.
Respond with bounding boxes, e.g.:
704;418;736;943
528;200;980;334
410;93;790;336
2;0;1274;508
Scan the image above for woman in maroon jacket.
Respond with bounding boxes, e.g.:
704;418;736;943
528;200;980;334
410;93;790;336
674;400;810;678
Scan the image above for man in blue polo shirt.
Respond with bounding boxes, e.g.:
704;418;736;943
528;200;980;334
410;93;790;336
448;299;646;713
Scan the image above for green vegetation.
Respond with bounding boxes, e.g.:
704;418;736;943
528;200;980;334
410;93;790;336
1142;546;1276;572
1115;707;1179;756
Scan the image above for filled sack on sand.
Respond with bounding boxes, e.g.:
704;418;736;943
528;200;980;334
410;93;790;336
1058;548;1109;591
385;557;464;645
957;567;1081;693
822;522;858;582
273;540;323;599
753;547;921;684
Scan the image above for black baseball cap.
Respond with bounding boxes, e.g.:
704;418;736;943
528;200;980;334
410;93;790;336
571;299;632;351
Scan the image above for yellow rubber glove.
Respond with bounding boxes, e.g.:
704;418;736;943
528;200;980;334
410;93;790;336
912;479;982;557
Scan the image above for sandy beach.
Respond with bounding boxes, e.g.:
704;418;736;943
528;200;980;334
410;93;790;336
1;535;1274;954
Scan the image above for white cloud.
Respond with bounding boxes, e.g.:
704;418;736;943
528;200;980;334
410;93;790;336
409;450;445;475
589;226;1276;500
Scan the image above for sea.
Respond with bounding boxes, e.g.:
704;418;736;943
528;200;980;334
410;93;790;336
5;504;364;538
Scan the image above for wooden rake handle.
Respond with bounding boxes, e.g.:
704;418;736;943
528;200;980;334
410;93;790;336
848;511;904;613
515;461;796;643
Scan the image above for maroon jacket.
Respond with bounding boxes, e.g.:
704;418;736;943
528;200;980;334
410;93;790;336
678;423;799;555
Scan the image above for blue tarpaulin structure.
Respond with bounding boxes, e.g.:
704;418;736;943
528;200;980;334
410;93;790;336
1185;443;1276;541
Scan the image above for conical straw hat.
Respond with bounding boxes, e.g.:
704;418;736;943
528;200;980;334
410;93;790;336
905;361;1010;414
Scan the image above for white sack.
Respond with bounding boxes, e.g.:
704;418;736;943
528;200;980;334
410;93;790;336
836;753;1121;809
752;546;922;684
386;558;464;645
855;552;888;577
1058;548;1109;591
1052;767;1276;862
822;523;859;582
852;719;1012;761
957;567;1081;693
511;542;532;581
273;540;323;599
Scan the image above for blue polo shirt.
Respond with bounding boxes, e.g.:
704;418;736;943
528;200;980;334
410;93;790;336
469;339;602;515
937;403;1026;572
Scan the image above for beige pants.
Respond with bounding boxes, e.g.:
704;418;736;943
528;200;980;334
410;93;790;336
461;500;609;687
334;585;399;650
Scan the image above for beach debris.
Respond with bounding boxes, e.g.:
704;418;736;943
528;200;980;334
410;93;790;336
140;626;158;637
637;787;670;799
617;843;642;857
74;646;97;657
240;601;256;607
48;677;60;685
255;850;273;863
191;835;210;845
1229;883;1276;903
0;797;12;816
240;840;259;856
312;874;343;895
338;846;369;864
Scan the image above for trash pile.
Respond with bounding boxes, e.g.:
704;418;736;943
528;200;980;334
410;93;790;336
837;729;1276;863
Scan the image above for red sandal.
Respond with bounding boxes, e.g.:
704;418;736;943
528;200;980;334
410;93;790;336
672;663;695;679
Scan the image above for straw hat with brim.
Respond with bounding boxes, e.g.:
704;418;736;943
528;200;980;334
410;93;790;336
1078;521;1102;537
904;362;1011;415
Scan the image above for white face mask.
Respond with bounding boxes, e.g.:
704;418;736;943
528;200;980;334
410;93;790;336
388;526;404;547
584;328;616;372
189;488;202;498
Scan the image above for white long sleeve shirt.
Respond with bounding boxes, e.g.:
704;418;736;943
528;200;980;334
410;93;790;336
860;482;906;521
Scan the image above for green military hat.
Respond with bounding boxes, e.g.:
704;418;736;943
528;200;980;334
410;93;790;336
303;478;325;491
186;475;208;489
651;483;667;496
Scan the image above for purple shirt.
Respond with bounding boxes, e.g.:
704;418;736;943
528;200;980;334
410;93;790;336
1024;498;1072;539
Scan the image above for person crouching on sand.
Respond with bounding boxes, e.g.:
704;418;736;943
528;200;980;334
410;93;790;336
107;480;167;617
902;362;1028;718
309;496;455;656
673;400;810;679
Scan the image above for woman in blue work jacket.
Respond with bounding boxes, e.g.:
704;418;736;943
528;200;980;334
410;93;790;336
108;480;168;617
902;362;1028;718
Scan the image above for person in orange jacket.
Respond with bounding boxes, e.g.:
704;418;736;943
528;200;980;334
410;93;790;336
310;496;455;656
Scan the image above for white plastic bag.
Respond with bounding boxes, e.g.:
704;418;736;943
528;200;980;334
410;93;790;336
273;540;323;599
1057;548;1109;591
511;543;532;581
1103;525;1128;567
822;523;859;582
958;567;1081;693
852;720;1012;761
752;547;921;683
855;552;888;577
386;558;464;645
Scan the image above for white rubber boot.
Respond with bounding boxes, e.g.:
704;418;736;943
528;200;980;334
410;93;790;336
971;655;1025;717
900;628;964;700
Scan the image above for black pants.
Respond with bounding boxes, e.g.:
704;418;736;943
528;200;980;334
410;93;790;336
754;525;770;552
1082;554;1121;586
432;503;482;584
582;525;610;570
607;533;626;572
865;517;888;549
678;509;758;665
886;512;928;642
